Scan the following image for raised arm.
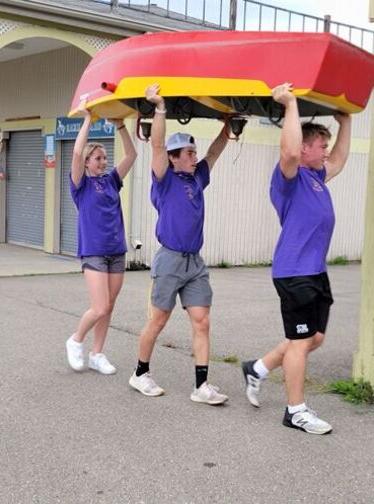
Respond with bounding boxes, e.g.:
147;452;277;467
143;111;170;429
272;83;302;179
71;105;91;187
325;113;352;182
146;83;169;180
111;119;137;179
203;123;230;171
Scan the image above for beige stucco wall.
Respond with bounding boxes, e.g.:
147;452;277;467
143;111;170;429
0;21;115;252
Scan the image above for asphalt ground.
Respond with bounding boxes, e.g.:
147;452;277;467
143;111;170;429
0;245;373;504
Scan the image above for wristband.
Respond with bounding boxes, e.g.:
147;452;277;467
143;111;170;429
117;124;125;130
155;108;166;114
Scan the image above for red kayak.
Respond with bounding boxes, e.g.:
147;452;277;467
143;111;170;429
69;30;374;121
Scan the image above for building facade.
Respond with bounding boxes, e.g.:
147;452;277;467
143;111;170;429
0;0;372;267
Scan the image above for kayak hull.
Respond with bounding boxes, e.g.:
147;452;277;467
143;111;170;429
69;31;374;120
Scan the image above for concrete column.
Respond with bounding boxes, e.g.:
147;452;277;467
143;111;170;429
353;100;374;385
116;118;136;260
370;0;374;21
229;0;237;30
0;135;7;242
323;15;331;33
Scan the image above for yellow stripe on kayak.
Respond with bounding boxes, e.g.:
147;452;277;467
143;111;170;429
297;90;362;114
69;76;362;118
115;76;273;97
69;101;137;119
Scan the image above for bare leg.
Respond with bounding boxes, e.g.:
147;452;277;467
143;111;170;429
262;340;290;371
138;305;172;362
282;333;325;405
262;332;325;371
187;306;228;404
92;272;124;354
74;269;111;343
128;305;170;396
186;306;210;365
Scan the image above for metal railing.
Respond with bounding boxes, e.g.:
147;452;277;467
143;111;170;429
239;0;374;52
91;0;374;51
93;0;230;28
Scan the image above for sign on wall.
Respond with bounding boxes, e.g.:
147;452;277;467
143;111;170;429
55;117;115;140
44;134;56;168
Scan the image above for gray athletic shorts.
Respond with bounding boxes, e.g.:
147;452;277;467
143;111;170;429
81;254;126;273
150;246;213;311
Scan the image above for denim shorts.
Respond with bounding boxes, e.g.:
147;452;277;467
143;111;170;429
150;247;213;311
81;254;126;274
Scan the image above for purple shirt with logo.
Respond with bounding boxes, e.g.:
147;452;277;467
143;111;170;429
70;168;126;257
270;163;335;278
151;160;210;253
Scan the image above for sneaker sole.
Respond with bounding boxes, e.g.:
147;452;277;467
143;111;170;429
190;395;228;405
66;354;85;372
245;388;260;408
241;362;260;408
67;364;85;372
88;365;117;375
282;419;332;435
66;342;85;372
129;379;165;397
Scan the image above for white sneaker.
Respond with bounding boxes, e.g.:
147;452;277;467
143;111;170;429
190;382;228;405
88;353;116;375
283;407;332;435
129;371;165;396
66;335;84;371
242;360;261;408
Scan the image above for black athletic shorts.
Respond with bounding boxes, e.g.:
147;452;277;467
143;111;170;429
273;273;334;340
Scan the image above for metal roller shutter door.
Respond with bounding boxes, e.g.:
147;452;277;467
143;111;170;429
60;139;115;255
6;130;45;247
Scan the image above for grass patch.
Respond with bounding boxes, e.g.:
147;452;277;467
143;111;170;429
222;355;239;364
216;261;231;269
211;354;239;365
327;255;349;265
328;378;374;404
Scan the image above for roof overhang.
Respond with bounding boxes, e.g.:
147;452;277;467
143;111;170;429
0;0;202;37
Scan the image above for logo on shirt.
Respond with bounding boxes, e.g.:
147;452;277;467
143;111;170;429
311;180;323;192
93;180;105;193
184;184;195;200
175;171;202;208
296;324;309;334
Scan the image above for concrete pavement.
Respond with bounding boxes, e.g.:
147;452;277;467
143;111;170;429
0;245;373;504
0;243;81;277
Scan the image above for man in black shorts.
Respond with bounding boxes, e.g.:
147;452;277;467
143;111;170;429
242;82;352;434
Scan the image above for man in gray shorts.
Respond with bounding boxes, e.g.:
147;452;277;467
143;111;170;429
129;83;230;405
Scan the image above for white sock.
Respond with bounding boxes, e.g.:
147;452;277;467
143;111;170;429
253;359;269;379
70;334;83;346
288;403;306;414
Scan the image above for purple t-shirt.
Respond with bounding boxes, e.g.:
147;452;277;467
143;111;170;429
70;169;126;257
270;163;335;278
151;160;210;253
